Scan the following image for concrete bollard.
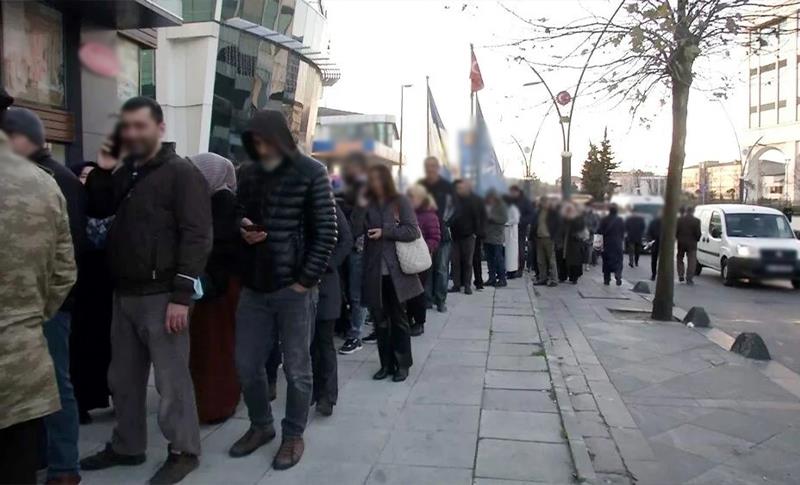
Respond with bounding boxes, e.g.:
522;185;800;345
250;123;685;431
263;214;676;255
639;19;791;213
730;332;771;360
683;307;711;328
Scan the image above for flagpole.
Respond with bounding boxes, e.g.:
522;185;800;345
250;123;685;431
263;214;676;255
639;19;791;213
426;75;431;158
469;44;475;125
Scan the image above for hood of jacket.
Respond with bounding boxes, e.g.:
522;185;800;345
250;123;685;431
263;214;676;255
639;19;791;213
241;110;299;163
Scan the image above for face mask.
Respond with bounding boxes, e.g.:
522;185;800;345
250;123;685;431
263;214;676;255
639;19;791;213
178;274;204;300
260;156;282;172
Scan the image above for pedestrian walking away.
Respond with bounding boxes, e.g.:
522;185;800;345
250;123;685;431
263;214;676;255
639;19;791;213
406;184;441;336
353;164;423;383
420;156;455;312
187;153;242;425
78;97;212;485
229;109;336;470
647;210;663;281
484;190;509;287
470;181;489;290
504;195;521;279
0;88;78;485
507;185;534;278
598;204;625;286
3;107;86;484
449;179;481;294
624;211;646;268
676;206;702;285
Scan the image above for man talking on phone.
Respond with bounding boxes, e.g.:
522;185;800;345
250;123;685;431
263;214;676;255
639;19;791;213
79;97;211;485
229;110;336;470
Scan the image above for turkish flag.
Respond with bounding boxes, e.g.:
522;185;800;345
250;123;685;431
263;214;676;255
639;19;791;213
470;50;484;92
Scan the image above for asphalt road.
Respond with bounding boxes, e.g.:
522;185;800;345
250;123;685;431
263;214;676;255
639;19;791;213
623;255;800;374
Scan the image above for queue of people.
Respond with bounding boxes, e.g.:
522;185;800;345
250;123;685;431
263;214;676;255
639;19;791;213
0;86;704;485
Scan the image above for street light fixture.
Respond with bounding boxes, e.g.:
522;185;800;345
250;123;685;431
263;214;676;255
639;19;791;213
399;83;413;190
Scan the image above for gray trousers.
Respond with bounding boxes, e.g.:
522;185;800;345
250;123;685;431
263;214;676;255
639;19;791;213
235;286;317;437
109;293;200;456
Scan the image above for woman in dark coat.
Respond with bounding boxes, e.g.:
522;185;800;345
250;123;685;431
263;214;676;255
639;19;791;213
352;165;423;382
72;160;116;423
311;202;352;416
405;184;441;336
598;204;626;286
561;203;587;284
188;153;241;424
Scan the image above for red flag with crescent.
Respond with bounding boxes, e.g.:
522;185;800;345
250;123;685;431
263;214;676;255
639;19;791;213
470;50;484;92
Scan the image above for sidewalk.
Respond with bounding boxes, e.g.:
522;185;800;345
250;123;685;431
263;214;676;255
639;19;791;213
78;277;575;484
534;268;800;484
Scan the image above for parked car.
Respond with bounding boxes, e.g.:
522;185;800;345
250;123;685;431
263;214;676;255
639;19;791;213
694;204;800;288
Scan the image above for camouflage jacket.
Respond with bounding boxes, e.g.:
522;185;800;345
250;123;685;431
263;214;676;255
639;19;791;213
0;132;77;429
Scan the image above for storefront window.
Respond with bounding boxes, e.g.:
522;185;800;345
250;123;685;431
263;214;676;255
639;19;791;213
140;49;156;98
117;39;141;102
1;2;65;107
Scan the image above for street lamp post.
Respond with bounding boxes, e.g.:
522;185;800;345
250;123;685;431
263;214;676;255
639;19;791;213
398;83;413;190
521;0;626;200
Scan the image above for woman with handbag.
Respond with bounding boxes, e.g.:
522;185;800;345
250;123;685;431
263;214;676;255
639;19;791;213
405;184;441;336
352;165;424;382
187;153;241;423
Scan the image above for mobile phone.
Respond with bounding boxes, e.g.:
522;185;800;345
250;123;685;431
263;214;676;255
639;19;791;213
109;121;123;159
243;224;267;232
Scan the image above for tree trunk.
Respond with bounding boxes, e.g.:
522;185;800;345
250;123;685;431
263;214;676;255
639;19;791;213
652;77;691;321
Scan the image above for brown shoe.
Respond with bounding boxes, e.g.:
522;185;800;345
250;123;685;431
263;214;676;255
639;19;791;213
45;475;81;485
149;451;198;485
272;436;304;470
229;425;277;458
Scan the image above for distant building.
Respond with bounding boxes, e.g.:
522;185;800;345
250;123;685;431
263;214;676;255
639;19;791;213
312;108;400;170
682;161;742;202
611;170;667;196
745;4;799;204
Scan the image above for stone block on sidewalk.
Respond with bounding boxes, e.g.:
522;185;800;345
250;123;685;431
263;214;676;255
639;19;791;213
475;439;574;483
482;389;558;414
485;370;551;390
487;355;547;372
489;342;544;356
479;410;565;443
366;464;473;485
585;437;626;474
378;430;477;469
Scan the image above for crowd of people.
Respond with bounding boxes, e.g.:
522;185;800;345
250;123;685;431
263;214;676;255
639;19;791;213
0;86;705;485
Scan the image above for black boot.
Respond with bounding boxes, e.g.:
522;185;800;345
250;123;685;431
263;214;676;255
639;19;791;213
392;368;409;382
373;368;392;380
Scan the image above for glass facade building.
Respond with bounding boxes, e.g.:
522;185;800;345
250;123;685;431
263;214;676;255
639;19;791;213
170;0;336;162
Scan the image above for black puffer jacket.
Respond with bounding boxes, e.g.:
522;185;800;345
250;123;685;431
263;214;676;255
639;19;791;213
237;111;337;292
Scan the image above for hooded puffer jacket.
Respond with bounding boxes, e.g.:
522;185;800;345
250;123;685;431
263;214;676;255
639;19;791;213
237;110;337;292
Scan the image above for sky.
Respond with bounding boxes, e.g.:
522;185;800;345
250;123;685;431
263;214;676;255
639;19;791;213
320;0;751;183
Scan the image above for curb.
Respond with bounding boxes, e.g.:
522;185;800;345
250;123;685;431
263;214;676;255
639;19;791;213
526;281;596;483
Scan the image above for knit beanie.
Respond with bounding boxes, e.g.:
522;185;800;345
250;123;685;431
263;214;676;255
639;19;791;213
3;107;45;147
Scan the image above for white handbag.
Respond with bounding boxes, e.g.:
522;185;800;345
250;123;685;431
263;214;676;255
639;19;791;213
396;231;432;275
592;234;604;250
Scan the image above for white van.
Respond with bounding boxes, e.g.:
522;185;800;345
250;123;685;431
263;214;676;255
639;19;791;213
694;204;800;288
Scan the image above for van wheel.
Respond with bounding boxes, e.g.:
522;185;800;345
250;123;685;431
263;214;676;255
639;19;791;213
695;264;703;276
721;259;735;286
792;280;800;290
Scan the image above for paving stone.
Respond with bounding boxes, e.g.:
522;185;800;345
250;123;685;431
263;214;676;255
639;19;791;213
482;389;557;413
409;377;484;405
575;410;610;438
480;410;564;443
492;316;536;333
489;342;544;356
564;375;590;395
365;465;473;485
487;355;547;372
585;437;626;474
647;442;719;484
650;424;753;463
485;370;551;390
378;430;477;468
258;462;371;485
490;331;542;344
425;350;487;367
475;439;574;483
688;408;786;443
570;393;598;412
434;338;489;353
440;327;490;340
395;404;480;433
609;427;655;461
683;464;771;485
594;473;632;484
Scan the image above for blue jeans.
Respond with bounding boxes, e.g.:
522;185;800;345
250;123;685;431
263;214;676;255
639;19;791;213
43;311;80;479
236;286;317;437
485;243;506;285
346;251;368;340
425;240;451;306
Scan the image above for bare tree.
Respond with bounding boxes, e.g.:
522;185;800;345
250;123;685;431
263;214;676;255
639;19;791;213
497;0;798;320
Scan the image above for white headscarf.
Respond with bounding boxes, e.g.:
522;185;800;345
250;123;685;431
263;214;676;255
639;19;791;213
190;153;237;194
